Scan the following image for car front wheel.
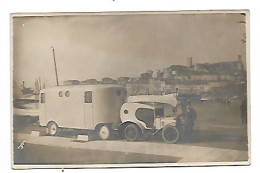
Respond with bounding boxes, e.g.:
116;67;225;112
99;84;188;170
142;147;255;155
162;125;179;144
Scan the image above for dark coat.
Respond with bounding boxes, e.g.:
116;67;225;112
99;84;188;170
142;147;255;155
178;108;197;126
240;97;247;115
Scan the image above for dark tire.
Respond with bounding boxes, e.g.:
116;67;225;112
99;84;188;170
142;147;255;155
162;125;179;144
124;124;140;142
97;125;111;140
46;121;59;136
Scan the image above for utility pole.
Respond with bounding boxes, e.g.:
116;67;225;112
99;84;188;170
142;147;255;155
51;47;59;86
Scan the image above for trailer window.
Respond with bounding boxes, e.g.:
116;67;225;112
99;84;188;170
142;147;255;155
65;91;70;97
59;91;63;97
41;93;45;103
85;91;92;103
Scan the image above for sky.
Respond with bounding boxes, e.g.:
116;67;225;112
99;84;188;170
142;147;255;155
12;12;247;88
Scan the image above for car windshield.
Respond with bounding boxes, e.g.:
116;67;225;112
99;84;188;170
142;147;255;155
136;102;175;118
155;107;164;118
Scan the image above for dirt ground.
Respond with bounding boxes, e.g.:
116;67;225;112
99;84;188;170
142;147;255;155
190;99;248;151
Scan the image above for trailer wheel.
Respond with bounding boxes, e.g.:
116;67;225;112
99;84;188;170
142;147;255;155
162;125;179;144
124;124;140;142
98;125;111;140
46;121;59;136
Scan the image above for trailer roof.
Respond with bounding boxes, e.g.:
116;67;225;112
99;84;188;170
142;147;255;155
41;84;124;92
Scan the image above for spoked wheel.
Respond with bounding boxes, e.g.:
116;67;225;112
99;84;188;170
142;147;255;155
124;124;140;142
162;125;179;144
98;125;111;140
46;121;59;136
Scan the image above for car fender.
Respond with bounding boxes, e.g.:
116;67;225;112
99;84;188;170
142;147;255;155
153;122;176;135
119;121;145;134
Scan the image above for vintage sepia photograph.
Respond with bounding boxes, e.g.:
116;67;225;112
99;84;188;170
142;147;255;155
11;10;250;168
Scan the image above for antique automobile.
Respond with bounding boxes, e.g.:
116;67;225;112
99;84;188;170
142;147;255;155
119;95;180;143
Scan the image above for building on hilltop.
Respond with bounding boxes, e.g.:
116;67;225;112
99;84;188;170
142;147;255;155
63;80;80;86
117;77;129;86
101;77;117;84
81;79;100;85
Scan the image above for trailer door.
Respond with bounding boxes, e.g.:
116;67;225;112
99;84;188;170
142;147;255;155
84;91;94;129
39;92;46;126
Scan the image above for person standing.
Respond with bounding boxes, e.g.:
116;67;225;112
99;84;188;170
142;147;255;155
225;96;231;106
177;102;197;142
185;104;197;136
240;96;247;124
176;103;187;142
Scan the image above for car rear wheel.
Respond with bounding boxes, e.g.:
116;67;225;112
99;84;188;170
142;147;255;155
46;121;59;136
124;124;140;141
162;125;179;144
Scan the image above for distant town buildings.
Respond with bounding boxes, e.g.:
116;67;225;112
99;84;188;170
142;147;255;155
81;79;99;85
60;55;246;98
124;55;246;97
117;77;129;86
101;77;117;84
63;80;80;86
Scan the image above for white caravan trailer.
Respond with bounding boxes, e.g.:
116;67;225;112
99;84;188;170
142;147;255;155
39;84;126;139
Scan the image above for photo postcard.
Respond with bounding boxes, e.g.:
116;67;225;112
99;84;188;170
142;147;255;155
11;10;250;168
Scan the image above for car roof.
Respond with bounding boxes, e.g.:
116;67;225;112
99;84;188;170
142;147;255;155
127;95;177;107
